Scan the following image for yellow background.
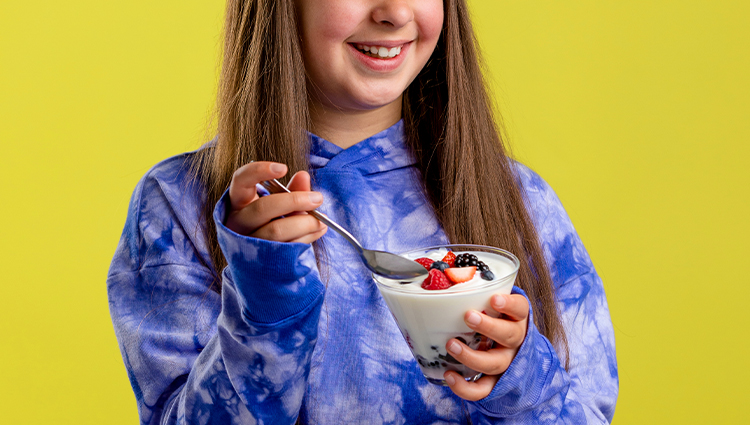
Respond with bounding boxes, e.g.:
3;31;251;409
1;0;748;423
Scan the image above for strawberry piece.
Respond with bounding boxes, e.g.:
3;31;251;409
441;251;457;267
415;257;434;270
421;269;452;290
444;266;476;284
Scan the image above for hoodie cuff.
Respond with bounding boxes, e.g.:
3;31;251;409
471;286;565;417
213;189;325;324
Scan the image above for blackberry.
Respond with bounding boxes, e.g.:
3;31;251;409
438;352;460;364
476;261;489;272
455;253;478;268
430;261;449;272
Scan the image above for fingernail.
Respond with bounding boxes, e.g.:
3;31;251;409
448;341;462;355
308;192;323;203
493;295;506;309
270;163;286;174
466;311;482;326
445;373;456;386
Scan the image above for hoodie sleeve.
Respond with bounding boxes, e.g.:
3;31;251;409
107;162;324;425
466;166;618;424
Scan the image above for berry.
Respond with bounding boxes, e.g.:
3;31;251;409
415;257;434;271
421;269;452;290
404;331;414;349
441;251;457;267
480;270;495;281
444;266;476;284
474;334;494;351
476;261;489;272
455;253;479;268
430;261;449;272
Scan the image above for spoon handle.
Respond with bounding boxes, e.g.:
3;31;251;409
259;179;365;253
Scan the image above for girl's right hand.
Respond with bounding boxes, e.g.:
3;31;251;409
225;162;327;244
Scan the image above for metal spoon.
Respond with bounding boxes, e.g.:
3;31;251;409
259;179;429;280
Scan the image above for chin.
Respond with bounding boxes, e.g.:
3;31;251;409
359;98;402;111
350;89;406;110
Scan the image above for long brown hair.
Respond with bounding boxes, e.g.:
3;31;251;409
191;0;568;363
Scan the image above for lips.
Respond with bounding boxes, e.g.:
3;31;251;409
347;41;412;73
353;44;403;59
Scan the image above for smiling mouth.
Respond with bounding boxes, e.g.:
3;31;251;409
353;43;403;59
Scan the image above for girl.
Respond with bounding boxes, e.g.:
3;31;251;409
108;0;618;423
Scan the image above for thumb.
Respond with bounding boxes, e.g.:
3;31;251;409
287;171;312;192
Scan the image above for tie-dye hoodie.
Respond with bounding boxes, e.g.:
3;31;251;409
108;121;618;424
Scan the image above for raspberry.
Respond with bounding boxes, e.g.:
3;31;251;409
441;251;457;267
415;257;434;271
421;269;452;290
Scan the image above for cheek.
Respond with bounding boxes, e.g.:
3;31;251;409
417;1;444;43
304;2;360;44
300;9;354;74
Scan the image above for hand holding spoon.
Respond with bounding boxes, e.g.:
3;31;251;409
260;179;428;280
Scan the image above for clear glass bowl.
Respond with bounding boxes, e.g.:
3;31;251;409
373;244;520;385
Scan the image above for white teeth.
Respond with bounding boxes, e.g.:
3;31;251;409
356;44;403;58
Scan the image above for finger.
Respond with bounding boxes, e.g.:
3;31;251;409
445;338;516;376
490;294;530;322
286;170;312;192
444;371;499;402
229;162;288;211
251;215;327;243
228;190;324;234
289;224;328;244
464;310;527;349
285;171;313;217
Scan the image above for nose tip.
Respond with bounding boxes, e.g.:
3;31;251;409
372;1;414;28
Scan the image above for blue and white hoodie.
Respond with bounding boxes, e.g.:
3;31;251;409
108;121;618;424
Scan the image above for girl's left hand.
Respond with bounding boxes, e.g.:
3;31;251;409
444;293;530;401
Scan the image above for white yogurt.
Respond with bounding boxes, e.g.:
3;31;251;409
377;248;516;292
373;245;520;385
